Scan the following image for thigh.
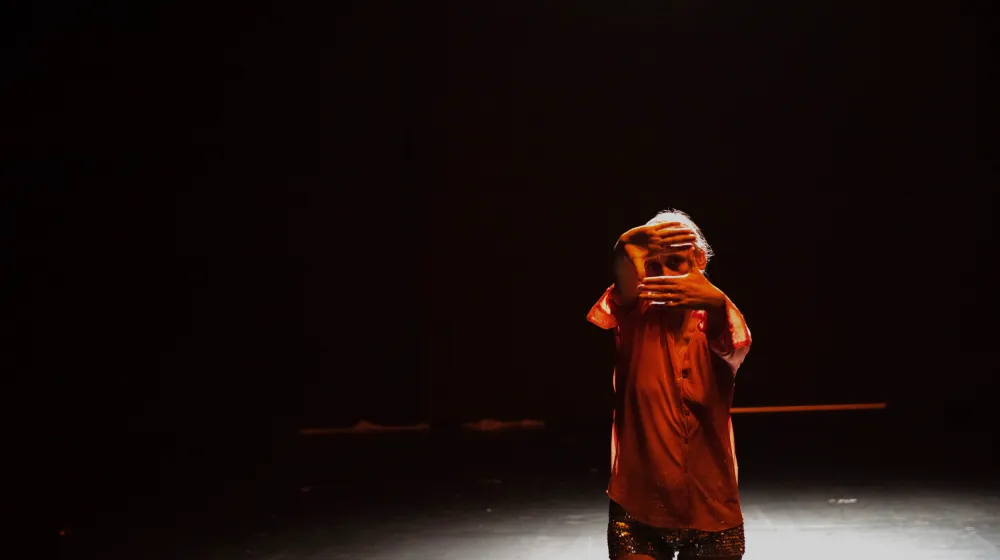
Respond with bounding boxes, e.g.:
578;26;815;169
677;524;745;559
607;501;675;560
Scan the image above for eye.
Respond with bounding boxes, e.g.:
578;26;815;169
645;261;663;276
665;256;684;270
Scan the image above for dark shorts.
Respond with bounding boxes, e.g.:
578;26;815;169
607;500;745;559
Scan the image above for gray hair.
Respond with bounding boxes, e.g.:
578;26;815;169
645;209;714;264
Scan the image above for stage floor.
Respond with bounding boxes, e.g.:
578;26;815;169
57;412;1000;559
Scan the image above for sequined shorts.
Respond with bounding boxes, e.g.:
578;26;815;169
607;500;745;559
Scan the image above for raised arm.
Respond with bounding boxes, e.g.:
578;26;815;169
612;223;698;307
633;249;751;373
699;296;752;374
611;241;641;306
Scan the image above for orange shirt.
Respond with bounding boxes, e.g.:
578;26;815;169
587;286;752;531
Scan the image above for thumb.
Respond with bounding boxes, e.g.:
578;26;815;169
630;256;647;280
623;244;649;279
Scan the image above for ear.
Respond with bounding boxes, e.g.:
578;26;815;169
693;248;708;272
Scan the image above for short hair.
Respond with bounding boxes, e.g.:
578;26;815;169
645;209;714;264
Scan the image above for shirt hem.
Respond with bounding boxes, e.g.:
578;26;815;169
606;487;744;533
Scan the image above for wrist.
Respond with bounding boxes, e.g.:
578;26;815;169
703;294;728;337
702;286;727;311
617;226;644;247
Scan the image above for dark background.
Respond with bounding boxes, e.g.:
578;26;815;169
8;0;994;544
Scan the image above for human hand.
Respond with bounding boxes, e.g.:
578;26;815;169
637;251;725;310
619;222;697;278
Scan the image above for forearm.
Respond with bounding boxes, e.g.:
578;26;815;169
701;295;752;373
612;240;640;305
703;303;727;339
701;290;729;339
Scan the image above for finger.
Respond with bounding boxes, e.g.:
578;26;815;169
651;236;696;249
648;237;694;249
638;291;675;299
653;226;693;235
661;237;697;248
652;228;695;240
651;222;683;230
638;288;680;299
638;284;680;294
640;292;684;304
639;275;685;285
630;257;648;280
638;292;682;303
650;232;695;243
639;289;680;298
649;242;694;253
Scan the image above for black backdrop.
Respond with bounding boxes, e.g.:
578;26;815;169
9;0;995;522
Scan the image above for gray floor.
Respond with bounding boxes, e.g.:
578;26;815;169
61;414;1000;559
193;480;1000;559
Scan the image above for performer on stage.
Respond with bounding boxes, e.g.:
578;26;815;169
588;209;752;560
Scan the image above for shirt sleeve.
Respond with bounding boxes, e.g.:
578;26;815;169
693;297;752;374
586;285;638;330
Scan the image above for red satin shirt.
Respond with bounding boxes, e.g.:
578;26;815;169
588;286;752;531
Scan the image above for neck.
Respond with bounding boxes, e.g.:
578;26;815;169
656;306;688;331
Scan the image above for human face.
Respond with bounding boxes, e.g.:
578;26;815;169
643;246;704;278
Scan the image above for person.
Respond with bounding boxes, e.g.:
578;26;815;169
587;209;752;560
